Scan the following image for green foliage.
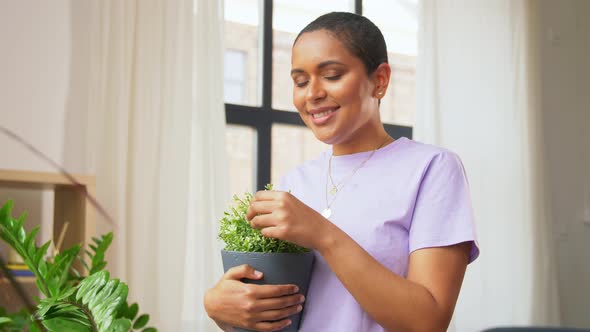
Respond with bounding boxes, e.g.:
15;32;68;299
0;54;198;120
36;271;130;332
219;184;309;253
0;200;157;332
0;308;41;332
81;233;113;276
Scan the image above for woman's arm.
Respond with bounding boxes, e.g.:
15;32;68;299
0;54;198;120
317;223;471;332
247;191;471;332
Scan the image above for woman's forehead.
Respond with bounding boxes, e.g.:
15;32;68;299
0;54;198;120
291;30;356;67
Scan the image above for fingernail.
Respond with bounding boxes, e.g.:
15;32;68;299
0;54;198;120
297;305;303;312
254;270;263;277
285;320;292;327
299;295;305;303
293;286;299;293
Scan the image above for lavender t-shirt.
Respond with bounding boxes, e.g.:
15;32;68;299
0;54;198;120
277;137;479;332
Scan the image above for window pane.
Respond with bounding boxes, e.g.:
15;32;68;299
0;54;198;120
224;50;247;104
224;0;261;106
271;124;329;186
226;125;256;194
272;0;354;112
364;0;418;126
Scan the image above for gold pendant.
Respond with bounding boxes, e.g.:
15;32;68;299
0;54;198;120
330;186;338;195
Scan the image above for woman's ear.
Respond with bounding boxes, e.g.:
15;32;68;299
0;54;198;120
372;63;392;98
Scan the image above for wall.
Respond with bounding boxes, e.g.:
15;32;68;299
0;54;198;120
0;0;90;257
539;0;590;328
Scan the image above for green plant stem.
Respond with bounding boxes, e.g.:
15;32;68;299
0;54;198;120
64;301;98;332
0;223;51;297
0;255;46;332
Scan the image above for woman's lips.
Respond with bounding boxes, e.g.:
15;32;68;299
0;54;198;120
309;107;339;125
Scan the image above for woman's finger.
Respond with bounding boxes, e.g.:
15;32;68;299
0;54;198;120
256;304;303;322
249;214;279;229
252;318;292;332
254;284;300;299
253;294;305;312
260;226;282;239
252;190;284;201
246;200;280;221
223;264;263;281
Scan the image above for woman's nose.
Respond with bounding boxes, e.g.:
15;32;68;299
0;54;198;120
306;78;327;102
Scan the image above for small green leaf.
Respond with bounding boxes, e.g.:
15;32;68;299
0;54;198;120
142;327;157;332
37;241;52;264
0;317;12;324
38;260;48;279
127;303;139;320
0;200;14;222
133;314;149;329
17;224;26;242
24;226;40;249
109;318;132;332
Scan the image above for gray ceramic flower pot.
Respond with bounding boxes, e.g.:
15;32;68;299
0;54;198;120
221;250;315;332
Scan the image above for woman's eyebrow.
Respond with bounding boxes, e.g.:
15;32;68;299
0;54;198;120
291;60;345;76
317;60;345;69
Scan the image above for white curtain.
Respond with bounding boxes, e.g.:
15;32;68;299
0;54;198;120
416;1;560;330
86;0;227;331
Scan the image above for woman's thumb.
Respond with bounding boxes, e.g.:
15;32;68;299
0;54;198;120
224;264;263;280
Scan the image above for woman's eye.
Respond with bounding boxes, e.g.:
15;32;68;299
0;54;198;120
295;81;308;87
325;75;342;81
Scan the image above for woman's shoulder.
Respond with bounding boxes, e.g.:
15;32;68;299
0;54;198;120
380;137;464;170
393;137;457;158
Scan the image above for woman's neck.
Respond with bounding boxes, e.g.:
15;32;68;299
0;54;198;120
332;126;393;156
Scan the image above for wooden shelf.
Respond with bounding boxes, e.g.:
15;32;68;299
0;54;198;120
0;169;95;189
0;168;96;254
0;276;36;284
1;169;96;310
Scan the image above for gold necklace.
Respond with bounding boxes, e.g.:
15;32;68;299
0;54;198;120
322;137;392;219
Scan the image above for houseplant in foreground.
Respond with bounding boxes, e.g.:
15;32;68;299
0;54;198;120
0;200;156;332
218;185;315;332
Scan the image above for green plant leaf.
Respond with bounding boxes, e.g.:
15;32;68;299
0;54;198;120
142;327;157;332
127;303;139;321
133;314;149;329
109;318;132;332
0;201;54;297
42;317;90;332
0;317;12;325
46;244;81;296
86;233;113;275
36;271;129;332
0;200;13;222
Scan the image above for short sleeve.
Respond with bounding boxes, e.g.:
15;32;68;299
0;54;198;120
275;174;292;193
409;151;480;263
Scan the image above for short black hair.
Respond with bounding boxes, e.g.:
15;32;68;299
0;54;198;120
294;12;388;76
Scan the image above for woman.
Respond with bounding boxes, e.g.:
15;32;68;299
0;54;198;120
204;12;479;332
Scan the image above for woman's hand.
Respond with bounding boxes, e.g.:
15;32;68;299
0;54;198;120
204;264;305;332
246;190;331;250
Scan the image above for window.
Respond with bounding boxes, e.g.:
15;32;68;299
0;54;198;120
224;0;416;192
224;50;247;104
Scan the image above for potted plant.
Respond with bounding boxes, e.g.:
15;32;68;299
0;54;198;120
218;185;315;332
0;200;157;332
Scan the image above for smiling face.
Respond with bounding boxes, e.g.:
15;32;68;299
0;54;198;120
291;29;386;149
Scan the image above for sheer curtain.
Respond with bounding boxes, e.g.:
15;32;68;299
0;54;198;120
86;0;227;331
416;1;560;330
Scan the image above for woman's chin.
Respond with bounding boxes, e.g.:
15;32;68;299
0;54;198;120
311;129;340;146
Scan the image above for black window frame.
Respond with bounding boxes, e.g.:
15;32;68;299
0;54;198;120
225;0;413;191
